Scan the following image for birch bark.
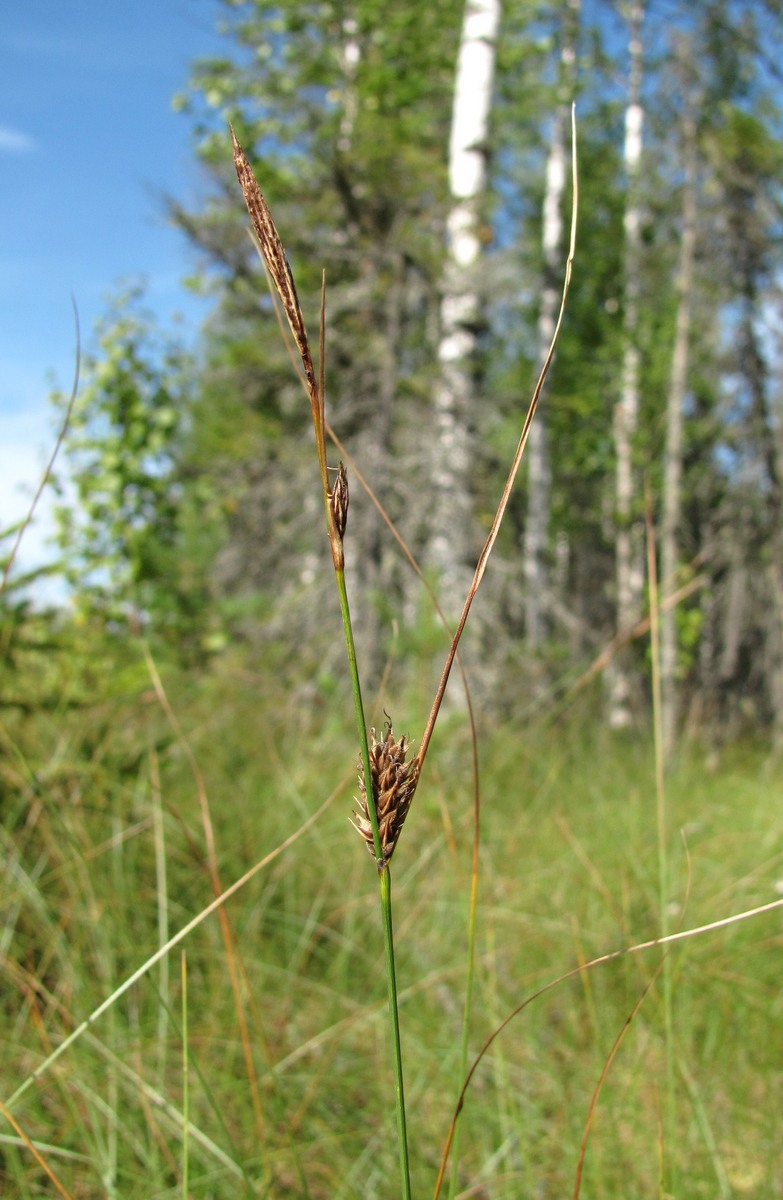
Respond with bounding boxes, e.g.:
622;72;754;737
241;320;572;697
608;0;646;728
428;0;501;611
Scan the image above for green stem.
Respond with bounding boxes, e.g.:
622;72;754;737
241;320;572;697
646;496;676;1195
448;861;478;1200
332;568;378;858
181;951;189;1200
380;866;412;1200
332;565;412;1199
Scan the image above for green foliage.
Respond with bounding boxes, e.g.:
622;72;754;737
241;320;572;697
7;2;783;1192
164;0;487;686
33;0;783;726
51;286;221;657
1;625;781;1194
53;285;185;603
0;555;69;718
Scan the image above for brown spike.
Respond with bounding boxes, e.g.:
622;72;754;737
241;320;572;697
352;720;420;871
230;126;317;400
329;463;349;541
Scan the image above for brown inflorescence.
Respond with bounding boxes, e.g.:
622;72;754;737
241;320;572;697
352;720;419;871
230;126;317;400
329;462;349;541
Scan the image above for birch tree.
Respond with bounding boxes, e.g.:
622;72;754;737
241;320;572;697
607;0;646;728
523;0;580;648
428;0;501;611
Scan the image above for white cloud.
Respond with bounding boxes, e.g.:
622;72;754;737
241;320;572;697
0;124;36;154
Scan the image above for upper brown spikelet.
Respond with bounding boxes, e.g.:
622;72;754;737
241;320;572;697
232;125;349;571
352;720;419;871
230;125;317;401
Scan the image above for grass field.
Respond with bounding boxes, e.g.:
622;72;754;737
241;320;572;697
2;657;782;1198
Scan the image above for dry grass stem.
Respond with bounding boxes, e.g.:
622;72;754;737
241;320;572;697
416;104;578;774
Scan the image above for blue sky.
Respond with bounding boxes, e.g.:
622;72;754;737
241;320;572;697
1;0;225;584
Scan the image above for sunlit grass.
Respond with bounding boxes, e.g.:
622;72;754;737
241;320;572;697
2;660;781;1197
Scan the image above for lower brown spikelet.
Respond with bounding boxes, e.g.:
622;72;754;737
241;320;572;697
352;720;419;871
329;462;349;540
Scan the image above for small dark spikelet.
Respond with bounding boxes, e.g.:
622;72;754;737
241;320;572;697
352;720;419;871
329;462;349;540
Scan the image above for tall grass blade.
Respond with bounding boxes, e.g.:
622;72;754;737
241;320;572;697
231;128;414;1197
3;790;336;1112
645;488;677;1191
181;950;189;1200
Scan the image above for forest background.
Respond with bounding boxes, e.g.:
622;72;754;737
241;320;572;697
2;0;783;1197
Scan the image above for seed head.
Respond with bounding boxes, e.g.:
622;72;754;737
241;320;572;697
329;462;349;540
352;720;419;871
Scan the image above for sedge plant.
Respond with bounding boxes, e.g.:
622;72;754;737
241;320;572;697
17;108;779;1198
3;110;783;1193
230;109;576;1199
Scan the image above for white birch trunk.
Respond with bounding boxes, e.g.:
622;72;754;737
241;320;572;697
336;16;360;153
661;74;697;760
608;0;646;728
429;0;501;610
524;0;580;648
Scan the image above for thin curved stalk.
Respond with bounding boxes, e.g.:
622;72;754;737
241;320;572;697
231;130;411;1198
333;549;411;1199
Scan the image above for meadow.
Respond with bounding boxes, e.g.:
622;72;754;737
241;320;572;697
2;646;781;1198
3;52;782;1194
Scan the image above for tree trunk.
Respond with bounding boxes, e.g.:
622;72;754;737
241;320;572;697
523;0;580;649
660;57;697;761
607;0;646;729
428;0;501;613
740;296;783;738
721;116;783;737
